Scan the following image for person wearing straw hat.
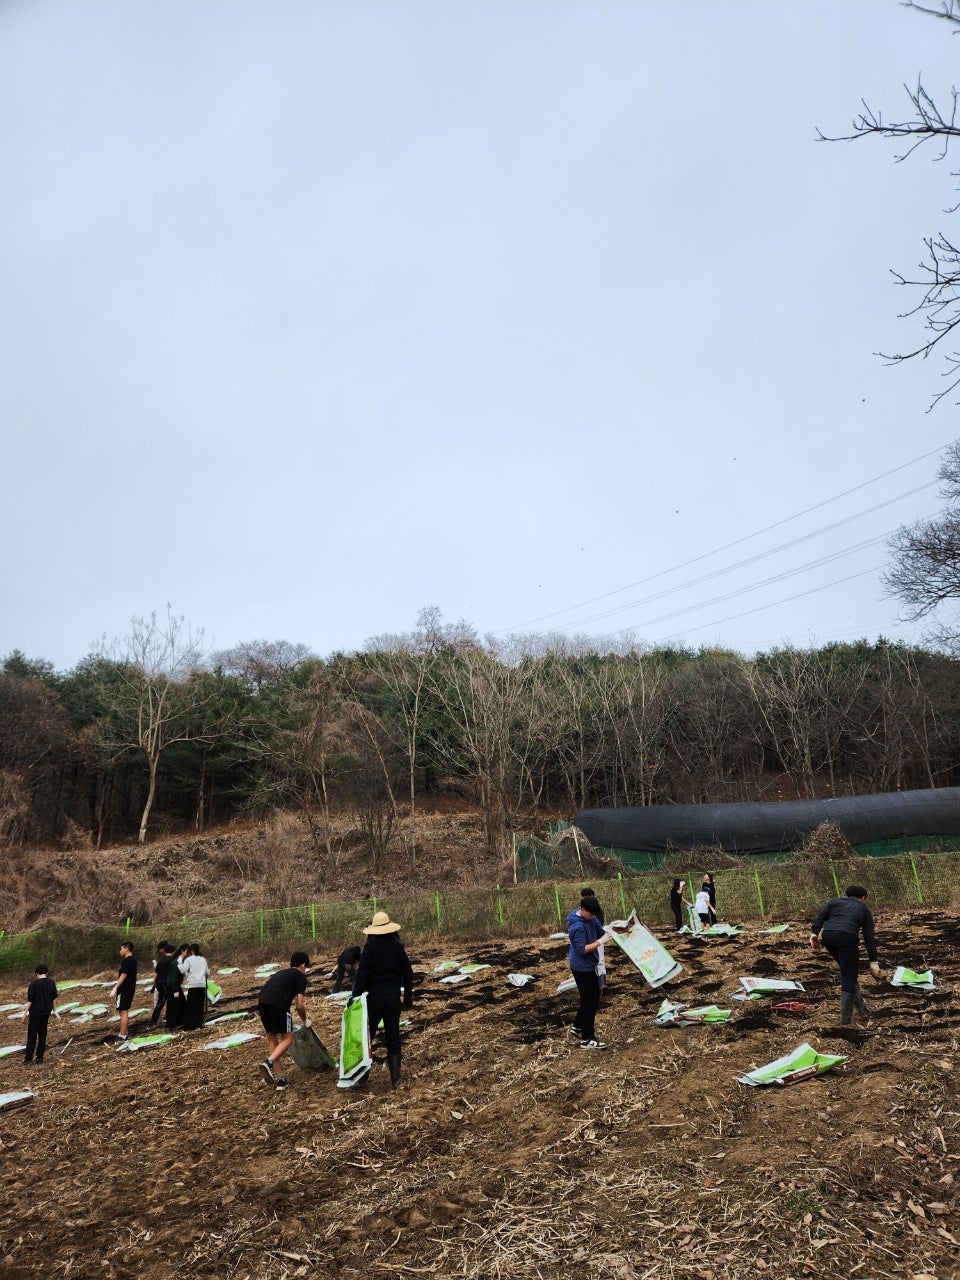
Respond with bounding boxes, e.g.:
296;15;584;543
350;910;414;1089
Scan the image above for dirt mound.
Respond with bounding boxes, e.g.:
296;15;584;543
0;908;957;1278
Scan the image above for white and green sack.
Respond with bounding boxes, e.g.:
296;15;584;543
607;910;682;987
738;1041;846;1087
337;992;372;1090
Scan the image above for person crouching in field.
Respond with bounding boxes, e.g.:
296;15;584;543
258;952;310;1091
566;895;609;1050
810;884;881;1025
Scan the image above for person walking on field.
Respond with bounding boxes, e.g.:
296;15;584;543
810;884;881;1025
258;951;310;1091
351;911;414;1089
566;895;610;1050
110;942;138;1042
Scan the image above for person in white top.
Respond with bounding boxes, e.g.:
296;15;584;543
179;943;210;1031
694;889;713;928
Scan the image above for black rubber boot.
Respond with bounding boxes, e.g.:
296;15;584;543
853;986;868;1016
388;1052;402;1089
839;991;856;1025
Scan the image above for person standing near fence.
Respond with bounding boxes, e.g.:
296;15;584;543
22;963;58;1066
669;879;690;932
566;895;610;1050
810;885;881;1025
351;911;414;1089
701;873;718;924
179;943;209;1031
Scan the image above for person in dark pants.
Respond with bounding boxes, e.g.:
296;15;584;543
165;944;189;1030
179;943;209;1031
811;885;881;1025
332;944;362;993
351;911;414;1089
257;951;310;1090
669;879;689;932
149;942;173;1026
701;873;718;924
23;963;58;1066
566;895;609;1049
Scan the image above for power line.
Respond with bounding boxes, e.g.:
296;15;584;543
505;441;950;632
569;531;891;631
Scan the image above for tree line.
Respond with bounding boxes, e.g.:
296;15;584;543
2;607;959;875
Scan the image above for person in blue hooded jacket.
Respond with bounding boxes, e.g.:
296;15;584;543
567;895;609;1049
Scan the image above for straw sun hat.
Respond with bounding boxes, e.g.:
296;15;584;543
363;910;401;935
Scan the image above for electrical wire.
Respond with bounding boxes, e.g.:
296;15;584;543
505;442;950;632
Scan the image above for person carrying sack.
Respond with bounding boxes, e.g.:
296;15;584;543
351;911;413;1089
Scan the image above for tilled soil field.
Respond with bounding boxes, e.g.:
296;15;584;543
0;909;958;1279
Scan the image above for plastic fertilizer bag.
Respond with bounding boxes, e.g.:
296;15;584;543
891;967;934;989
337;993;372;1090
289;1023;337;1071
116;1033;176;1053
738;1042;846;1087
607;910;682;987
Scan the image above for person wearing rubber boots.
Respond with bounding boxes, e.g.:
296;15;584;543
351;911;413;1089
810;884;881;1024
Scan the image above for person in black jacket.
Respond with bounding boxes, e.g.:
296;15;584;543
669;879;690;932
331;944;362;993
351;911;413;1089
700;873;718;924
149;942;173;1026
23;964;58;1066
811;884;881;1025
165;944;188;1030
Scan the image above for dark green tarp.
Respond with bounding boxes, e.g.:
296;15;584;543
575;787;960;855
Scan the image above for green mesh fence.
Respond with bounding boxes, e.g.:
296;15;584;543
2;850;960;975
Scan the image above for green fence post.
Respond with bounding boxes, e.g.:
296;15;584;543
909;854;924;905
124;916;131;936
435;891;442;932
496;885;504;927
754;867;765;917
554;882;563;926
310;903;316;941
829;860;841;898
259;909;265;947
617;872;627;918
49;928;57;970
182;915;188;944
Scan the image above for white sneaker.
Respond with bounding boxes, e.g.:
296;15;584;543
579;1039;608;1050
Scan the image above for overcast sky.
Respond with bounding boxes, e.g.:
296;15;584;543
3;0;958;671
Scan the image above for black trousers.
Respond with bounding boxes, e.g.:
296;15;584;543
572;968;600;1041
365;983;402;1056
823;930;862;994
182;987;206;1030
671;903;683;930
150;988;167;1024
166;990;185;1029
25;1014;50;1063
332;962;357;993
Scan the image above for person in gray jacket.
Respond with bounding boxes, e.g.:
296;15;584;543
810;885;880;1025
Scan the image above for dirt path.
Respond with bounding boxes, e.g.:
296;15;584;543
1;910;958;1279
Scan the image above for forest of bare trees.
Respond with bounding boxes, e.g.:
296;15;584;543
2;607;959;869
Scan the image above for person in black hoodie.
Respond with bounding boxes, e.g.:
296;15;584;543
165;944;188;1030
23;963;58;1066
351;911;413;1089
811;885;881;1025
149;942;173;1026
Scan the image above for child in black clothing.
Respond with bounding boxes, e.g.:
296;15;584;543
23;963;58;1066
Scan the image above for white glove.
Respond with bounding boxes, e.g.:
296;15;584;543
869;960;881;977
